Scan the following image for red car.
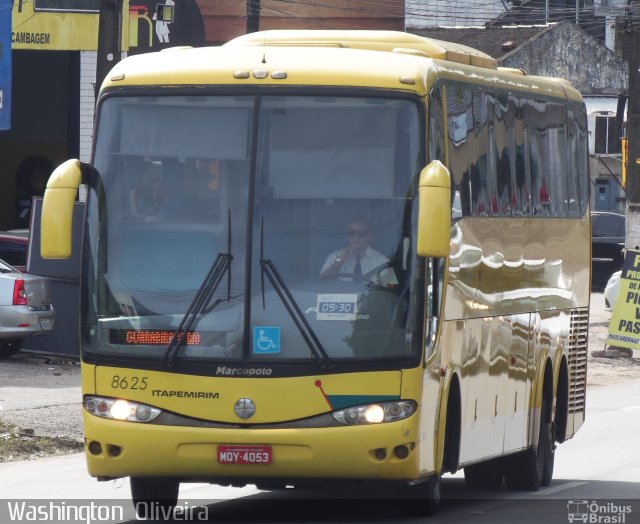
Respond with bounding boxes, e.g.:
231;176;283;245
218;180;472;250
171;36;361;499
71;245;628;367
0;231;29;272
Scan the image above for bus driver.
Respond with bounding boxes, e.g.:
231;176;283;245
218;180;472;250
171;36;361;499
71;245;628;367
320;217;388;280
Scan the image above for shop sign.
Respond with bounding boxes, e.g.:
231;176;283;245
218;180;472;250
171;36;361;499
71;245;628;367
607;248;640;350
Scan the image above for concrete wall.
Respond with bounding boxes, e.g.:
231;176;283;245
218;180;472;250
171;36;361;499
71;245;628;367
498;21;626;96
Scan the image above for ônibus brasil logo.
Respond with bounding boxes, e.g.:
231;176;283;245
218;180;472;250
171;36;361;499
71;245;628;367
567;500;632;523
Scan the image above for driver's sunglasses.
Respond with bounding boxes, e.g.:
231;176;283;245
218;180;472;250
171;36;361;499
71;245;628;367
347;229;370;238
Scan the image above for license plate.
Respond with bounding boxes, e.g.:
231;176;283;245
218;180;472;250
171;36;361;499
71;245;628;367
217;445;272;465
40;319;52;330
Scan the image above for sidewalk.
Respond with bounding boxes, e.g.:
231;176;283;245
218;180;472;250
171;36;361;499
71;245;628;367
588;292;640;386
0;355;82;441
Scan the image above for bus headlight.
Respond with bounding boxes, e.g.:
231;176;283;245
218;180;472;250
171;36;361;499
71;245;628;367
84;396;161;423
332;400;416;425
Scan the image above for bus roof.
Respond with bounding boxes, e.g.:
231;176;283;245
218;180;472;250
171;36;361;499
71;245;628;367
226;30;498;69
102;31;582;103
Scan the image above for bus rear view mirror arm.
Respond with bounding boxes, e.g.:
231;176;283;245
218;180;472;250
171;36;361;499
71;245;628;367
41;159;89;259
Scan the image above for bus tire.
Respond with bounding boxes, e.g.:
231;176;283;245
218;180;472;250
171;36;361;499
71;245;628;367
398;475;440;516
130;477;179;517
505;398;553;491
541;416;556;487
464;459;504;490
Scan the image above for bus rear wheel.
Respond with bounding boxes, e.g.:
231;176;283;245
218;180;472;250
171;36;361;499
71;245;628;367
130;477;179;518
505;399;554;491
541;419;556;487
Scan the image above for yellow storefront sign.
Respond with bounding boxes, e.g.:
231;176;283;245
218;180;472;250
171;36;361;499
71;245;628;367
11;0;131;51
607;248;640;350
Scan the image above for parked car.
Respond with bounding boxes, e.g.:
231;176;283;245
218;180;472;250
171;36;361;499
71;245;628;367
591;211;625;291
0;258;55;358
604;270;622;311
0;230;29;272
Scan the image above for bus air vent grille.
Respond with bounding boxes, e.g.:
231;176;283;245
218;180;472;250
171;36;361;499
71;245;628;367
567;308;588;414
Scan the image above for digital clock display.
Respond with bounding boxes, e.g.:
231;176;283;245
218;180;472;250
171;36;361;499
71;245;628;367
319;302;354;313
316;294;358;321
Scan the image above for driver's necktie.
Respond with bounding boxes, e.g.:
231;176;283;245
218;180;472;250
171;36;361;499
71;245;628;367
353;254;363;281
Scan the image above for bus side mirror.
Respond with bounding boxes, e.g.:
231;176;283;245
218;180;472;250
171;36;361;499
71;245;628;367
417;160;451;258
41;159;83;259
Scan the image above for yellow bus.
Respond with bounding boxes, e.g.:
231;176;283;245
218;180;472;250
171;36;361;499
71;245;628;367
40;30;589;515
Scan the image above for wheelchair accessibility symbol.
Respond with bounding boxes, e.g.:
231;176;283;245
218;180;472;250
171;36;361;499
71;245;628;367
253;326;281;354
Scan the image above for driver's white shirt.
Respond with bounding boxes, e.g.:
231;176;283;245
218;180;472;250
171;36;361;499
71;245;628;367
320;246;388;276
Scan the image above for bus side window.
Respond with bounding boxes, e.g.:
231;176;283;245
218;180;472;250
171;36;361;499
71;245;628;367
425;257;444;359
428;85;446;164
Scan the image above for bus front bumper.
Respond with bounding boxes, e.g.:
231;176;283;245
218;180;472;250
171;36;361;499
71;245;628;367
83;412;422;483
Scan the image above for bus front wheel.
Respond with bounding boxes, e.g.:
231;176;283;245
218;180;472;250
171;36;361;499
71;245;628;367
398;475;440;516
130;477;179;518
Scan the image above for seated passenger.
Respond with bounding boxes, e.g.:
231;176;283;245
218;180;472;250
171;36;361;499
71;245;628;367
320;217;389;281
137;177;167;217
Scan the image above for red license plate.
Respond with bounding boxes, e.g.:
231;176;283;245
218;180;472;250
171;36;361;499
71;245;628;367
217;445;272;465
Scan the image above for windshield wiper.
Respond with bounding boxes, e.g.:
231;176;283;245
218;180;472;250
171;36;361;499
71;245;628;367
259;219;333;370
161;252;232;368
162;212;233;369
260;260;333;370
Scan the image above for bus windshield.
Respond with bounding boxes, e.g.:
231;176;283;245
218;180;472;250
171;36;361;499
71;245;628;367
84;93;424;366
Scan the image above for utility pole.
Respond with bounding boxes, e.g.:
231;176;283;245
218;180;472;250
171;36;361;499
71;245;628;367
246;0;260;34
95;0;122;100
625;1;640;249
